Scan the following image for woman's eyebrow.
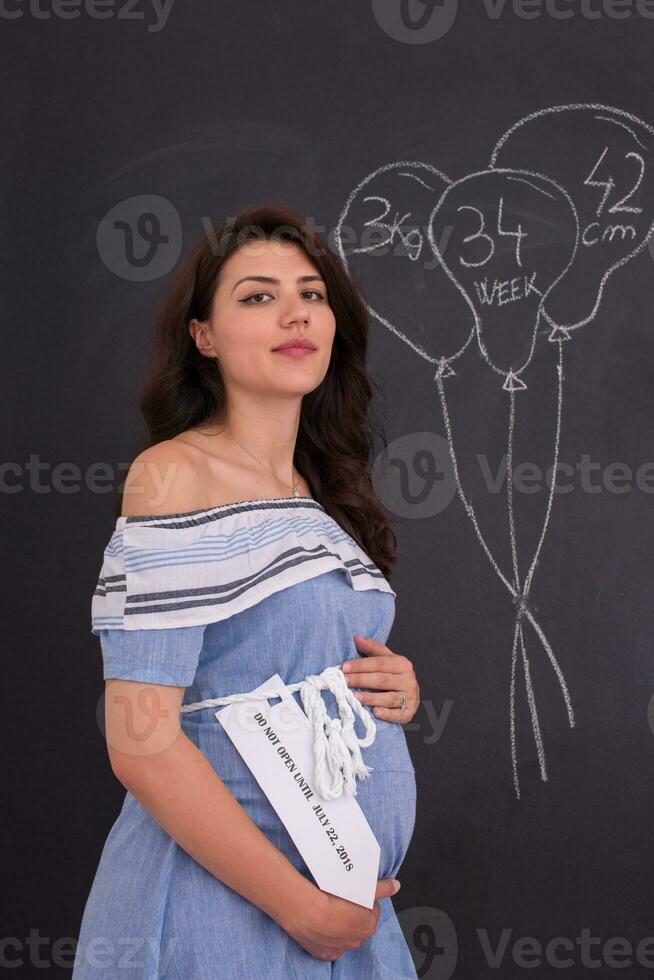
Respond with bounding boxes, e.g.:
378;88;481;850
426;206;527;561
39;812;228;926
230;275;325;294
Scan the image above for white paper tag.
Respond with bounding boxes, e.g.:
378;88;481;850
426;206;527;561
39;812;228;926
215;673;381;909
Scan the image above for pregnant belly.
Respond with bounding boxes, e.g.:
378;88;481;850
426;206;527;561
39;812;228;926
196;709;417;884
352;715;417;880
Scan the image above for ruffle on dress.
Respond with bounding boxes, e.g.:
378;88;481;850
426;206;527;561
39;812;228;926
91;495;396;633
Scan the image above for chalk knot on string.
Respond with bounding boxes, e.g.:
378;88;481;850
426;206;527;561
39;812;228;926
435;357;456;381
513;592;530;620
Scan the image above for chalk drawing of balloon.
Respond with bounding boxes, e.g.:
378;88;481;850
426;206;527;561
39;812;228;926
334;161;475;368
427;169;579;797
427;168;579;388
490;104;654;336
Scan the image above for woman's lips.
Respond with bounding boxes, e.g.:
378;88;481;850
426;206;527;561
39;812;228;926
272;347;316;358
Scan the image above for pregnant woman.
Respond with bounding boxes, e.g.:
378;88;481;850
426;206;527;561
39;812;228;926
73;205;420;978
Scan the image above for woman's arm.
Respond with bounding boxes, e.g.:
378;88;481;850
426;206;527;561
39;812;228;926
105;677;398;961
106;679;315;923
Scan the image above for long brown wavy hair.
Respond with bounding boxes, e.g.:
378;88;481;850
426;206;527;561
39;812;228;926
117;203;397;579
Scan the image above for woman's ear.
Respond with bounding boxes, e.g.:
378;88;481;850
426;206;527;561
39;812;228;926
189;318;216;358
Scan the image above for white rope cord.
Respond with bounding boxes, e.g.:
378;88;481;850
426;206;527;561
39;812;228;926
180;665;377;800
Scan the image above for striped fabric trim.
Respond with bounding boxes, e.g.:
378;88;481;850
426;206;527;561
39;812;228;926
91;496;396;632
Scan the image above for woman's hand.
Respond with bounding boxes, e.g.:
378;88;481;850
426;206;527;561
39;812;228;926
280;878;402;961
339;635;420;724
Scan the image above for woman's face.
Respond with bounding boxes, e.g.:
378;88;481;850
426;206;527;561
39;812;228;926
191;238;336;398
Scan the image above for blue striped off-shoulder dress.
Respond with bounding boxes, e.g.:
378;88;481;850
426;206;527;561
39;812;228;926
73;496;417;979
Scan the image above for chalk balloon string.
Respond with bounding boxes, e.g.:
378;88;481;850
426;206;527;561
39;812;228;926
436;343;575;800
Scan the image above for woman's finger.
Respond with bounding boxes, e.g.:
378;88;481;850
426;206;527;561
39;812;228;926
340;655;413;675
353;690;410;709
342;670;412;690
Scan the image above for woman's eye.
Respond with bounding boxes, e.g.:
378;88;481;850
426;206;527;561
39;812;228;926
240;292;271;304
240;289;325;305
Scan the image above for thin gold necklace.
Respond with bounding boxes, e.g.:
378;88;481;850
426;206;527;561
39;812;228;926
221;426;302;498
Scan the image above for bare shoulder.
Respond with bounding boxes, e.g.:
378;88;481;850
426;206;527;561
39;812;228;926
120;439;206;517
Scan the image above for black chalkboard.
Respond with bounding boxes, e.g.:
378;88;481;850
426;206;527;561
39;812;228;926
6;4;654;977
